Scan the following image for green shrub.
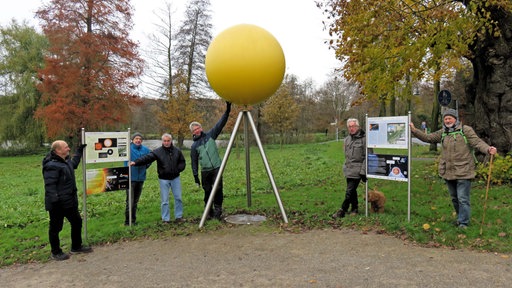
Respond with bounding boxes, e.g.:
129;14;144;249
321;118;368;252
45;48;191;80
476;154;512;185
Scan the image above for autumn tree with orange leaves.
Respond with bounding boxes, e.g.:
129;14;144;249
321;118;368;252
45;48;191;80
261;81;300;147
35;0;144;146
159;72;203;148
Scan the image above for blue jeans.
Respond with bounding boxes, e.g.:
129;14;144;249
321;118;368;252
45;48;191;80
158;177;183;221
445;179;471;226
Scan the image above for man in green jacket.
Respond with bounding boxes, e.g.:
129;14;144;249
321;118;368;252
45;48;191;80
410;108;497;228
190;102;231;220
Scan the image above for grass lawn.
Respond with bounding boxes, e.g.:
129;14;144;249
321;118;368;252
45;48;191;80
0;141;510;267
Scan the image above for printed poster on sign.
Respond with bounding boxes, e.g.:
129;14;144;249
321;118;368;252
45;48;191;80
367;154;408;182
84;132;129;163
367;116;409;149
86;167;129;195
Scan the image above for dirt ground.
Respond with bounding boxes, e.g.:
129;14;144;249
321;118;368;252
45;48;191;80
1;227;511;288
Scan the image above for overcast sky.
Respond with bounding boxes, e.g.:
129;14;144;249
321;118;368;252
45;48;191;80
1;0;339;86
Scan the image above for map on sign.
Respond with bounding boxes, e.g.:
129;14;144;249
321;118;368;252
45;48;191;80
367;116;409;149
84;132;129;163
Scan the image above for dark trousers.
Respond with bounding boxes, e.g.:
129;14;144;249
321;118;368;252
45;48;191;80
48;206;83;254
125;181;144;224
341;178;361;212
201;168;224;209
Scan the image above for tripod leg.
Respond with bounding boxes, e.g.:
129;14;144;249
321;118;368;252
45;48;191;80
246;111;288;223
199;111;243;228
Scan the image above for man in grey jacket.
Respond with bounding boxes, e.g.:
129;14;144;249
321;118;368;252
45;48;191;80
410;109;497;228
333;118;367;219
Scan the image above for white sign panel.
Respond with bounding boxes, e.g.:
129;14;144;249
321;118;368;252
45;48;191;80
84;132;129;163
367;116;409;149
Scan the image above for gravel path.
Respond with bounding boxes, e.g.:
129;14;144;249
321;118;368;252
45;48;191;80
1;227;511;287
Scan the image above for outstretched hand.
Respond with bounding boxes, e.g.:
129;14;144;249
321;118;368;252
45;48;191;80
77;144;87;154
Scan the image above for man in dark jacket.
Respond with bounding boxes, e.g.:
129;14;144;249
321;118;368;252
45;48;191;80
42;140;92;261
125;132;151;226
333;118;367;219
130;133;186;223
190;102;231;220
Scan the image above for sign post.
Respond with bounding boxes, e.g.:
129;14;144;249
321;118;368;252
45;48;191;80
81;129;131;240
366;114;412;221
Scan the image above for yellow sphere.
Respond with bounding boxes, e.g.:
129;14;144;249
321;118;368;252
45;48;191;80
205;24;286;105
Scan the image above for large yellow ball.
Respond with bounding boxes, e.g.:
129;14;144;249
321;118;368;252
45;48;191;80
205;24;286;105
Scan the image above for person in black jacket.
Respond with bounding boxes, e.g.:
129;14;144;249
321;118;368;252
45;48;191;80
130;133;186;223
42;140;93;261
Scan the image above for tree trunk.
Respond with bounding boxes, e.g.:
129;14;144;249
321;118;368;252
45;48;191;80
390;95;396;116
379;97;386;116
462;9;512;155
429;80;441;152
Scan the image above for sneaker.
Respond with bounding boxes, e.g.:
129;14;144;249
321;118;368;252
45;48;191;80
332;209;346;219
70;246;93;254
458;224;468;230
350;209;359;216
174;218;185;224
51;252;70;261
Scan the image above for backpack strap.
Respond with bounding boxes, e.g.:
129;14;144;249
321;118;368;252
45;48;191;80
441;125;477;163
441;125;467;143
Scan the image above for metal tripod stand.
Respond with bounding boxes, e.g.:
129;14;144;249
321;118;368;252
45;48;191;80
199;110;289;228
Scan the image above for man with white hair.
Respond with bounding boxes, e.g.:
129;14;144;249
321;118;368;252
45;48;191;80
332;118;368;219
130;133;186;224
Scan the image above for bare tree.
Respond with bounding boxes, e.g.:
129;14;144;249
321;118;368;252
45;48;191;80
173;0;213;95
318;75;358;127
141;1;177;99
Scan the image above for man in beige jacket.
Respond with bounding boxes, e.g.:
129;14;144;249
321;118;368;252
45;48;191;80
410;109;497;228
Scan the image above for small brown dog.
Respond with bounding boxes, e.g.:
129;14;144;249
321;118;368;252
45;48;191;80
364;189;386;213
